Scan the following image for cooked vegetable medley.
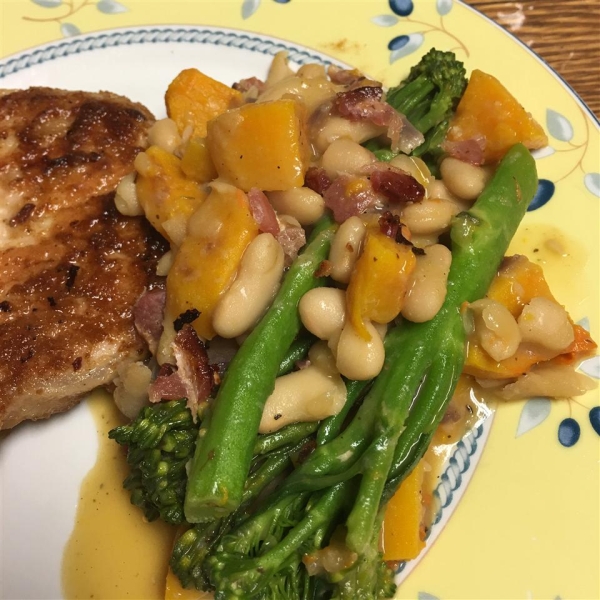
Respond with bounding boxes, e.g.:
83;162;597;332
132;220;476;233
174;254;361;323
109;48;597;600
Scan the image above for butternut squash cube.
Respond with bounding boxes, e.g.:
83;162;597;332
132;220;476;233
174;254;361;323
165;68;242;138
180;137;217;183
346;231;416;340
166;183;259;340
447;69;548;163
207;99;309;192
383;459;425;561
135;145;206;244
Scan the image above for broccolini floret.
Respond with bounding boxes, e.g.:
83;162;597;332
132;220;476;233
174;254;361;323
386;48;467;135
109;399;197;525
383;48;467;170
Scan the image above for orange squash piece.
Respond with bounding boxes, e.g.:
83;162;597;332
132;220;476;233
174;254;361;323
447;69;548;163
136;145;207;244
165;68;242;137
464;256;596;379
166;183;259;340
346;231;416;340
207;99;309;192
180;137;217;183
383;459;426;561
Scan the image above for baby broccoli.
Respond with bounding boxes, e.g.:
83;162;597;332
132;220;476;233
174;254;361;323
386;47;467;136
375;48;467;170
109;399;197;525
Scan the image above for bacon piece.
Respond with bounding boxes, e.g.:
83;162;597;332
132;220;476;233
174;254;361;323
148;364;187;402
233;77;266;95
378;211;414;247
368;164;425;204
149;325;213;417
327;65;365;86
334;86;384;121
304;166;332;195
442;136;486;166
323;174;380;223
133;287;166;356
277;224;306;265
334;87;424;154
248;187;280;235
378;211;402;239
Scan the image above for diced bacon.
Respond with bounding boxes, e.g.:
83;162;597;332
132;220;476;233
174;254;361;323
149;325;214;418
378;211;402;239
148;364;187;402
323;174;380;223
327;65;365;86
442;136;486;165
334;87;424;154
133;287;166;356
334;86;384;121
304;166;332;195
233;77;266;94
248;187;280;235
366;163;425;204
277;224;306;264
378;211;413;246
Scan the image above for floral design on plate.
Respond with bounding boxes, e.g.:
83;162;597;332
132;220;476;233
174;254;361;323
530;105;599;210
371;0;467;63
24;0;128;37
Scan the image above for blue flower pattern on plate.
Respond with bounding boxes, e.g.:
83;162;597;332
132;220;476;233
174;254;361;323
589;407;600;435
558;418;581;447
527;179;555;211
389;0;414;17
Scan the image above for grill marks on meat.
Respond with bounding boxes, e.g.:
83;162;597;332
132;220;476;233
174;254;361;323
0;87;167;430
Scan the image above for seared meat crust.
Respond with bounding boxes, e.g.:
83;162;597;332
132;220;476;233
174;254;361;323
0;87;167;430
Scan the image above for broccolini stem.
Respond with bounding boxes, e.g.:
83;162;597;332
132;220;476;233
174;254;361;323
316;379;371;446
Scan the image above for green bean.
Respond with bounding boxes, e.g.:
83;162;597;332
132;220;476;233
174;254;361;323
184;215;337;523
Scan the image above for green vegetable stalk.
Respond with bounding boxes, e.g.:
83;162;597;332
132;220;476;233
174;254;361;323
184;216;337;523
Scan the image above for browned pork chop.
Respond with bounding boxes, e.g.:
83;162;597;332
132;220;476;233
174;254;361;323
0;87;167;430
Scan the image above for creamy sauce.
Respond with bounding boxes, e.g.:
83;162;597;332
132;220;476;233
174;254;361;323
62;390;175;600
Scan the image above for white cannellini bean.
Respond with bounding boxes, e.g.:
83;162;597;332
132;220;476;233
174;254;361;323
156;250;174;276
335;320;385;380
401;197;459;235
402;244;452;323
267;187;325;225
299;288;346;341
329;216;367;284
265;51;294;87
470;298;522;362
113;361;152;420
213;233;285;338
296;63;327;80
517;296;575;352
114;172;143;216
259;343;346;433
389;154;431;187
313;116;385;155
440;157;493;202
320;138;377;178
148;118;182;154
